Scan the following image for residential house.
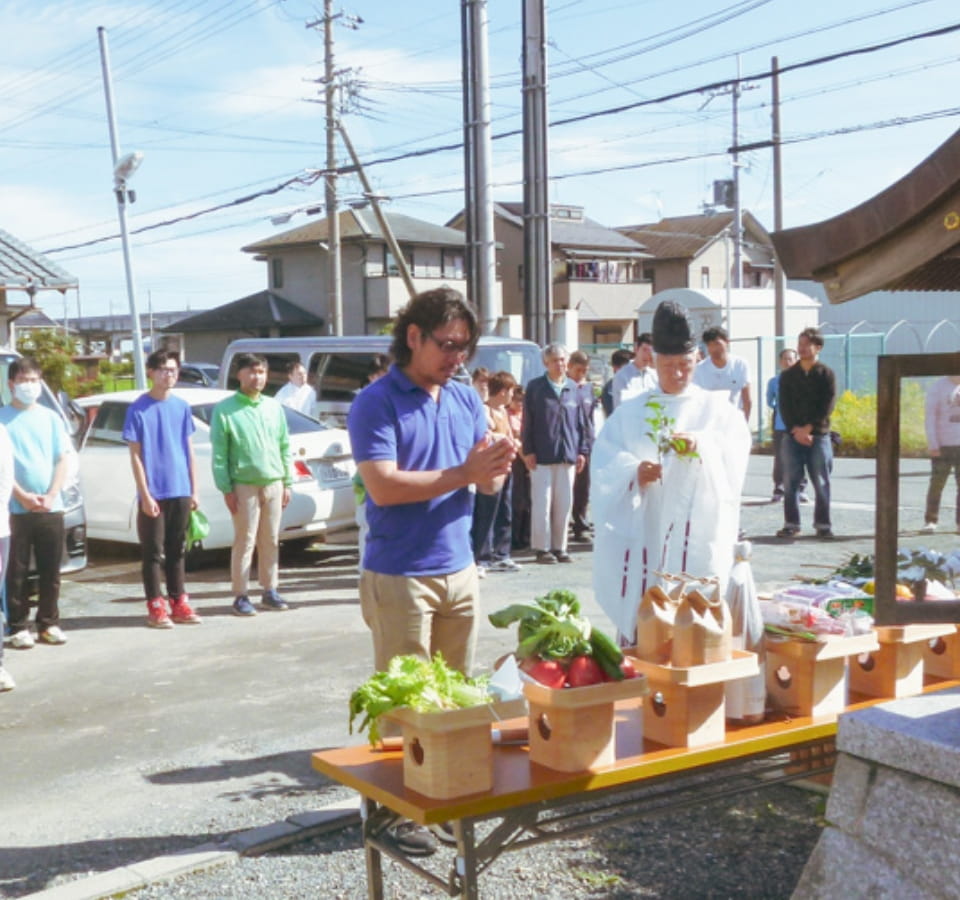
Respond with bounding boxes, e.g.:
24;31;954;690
159;291;324;366
0;227;78;348
449;202;652;348
241;209;494;335
617;211;775;295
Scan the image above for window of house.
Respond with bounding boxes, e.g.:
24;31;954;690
271;257;283;289
442;250;464;279
701;266;710;289
386;246;414;277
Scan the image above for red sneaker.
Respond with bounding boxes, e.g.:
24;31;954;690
147;597;173;629
170;595;202;624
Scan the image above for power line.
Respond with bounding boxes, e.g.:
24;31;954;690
40;20;960;256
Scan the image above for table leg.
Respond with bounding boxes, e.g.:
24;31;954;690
453;819;479;900
361;797;383;900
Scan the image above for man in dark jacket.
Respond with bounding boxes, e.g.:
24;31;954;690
522;343;590;564
777;327;837;540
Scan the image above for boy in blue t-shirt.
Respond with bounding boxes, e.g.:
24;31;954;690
122;351;199;629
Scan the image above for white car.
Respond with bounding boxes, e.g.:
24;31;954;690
77;388;356;551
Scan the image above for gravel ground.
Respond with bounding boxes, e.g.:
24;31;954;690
118;781;824;900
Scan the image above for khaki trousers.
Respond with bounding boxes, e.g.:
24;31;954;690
230;481;283;595
359;565;479;676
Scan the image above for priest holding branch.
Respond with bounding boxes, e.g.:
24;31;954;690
591;301;751;643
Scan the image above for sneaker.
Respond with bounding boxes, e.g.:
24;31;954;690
487;558;521;572
261;590;289;611
9;630;35;650
771;489;784;502
147;597;174;629
387;820;437;857
429;821;457;845
816;528;835;540
169;595;202;625
920;522;937;534
232;595;257;617
798;492;812;505
0;666;15;691
776;526;800;539
535;550;557;565
553;550;573;563
37;626;67;645
476;564;487;579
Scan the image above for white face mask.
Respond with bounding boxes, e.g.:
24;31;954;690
14;382;42;405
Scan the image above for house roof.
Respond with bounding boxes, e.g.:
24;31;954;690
493;202;649;254
771;128;960;302
162;291;324;333
0;227;78;294
616;211;772;261
242;209;469;254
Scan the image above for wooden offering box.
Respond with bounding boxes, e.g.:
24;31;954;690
523;672;649;773
922;626;960;679
849;624;957;699
385;700;525;799
632;650;758;749
765;632;878;718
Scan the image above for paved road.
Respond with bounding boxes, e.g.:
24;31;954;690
0;453;950;896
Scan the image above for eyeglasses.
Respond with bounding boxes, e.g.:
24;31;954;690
425;332;471;357
155;368;179;376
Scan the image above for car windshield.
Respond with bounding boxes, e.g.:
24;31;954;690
192;402;331;435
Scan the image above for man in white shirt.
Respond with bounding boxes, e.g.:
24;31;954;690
274;361;315;417
611;332;658;409
693;326;752;421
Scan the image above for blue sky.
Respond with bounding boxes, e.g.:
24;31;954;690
2;0;958;323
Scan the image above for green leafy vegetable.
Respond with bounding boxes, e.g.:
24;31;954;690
348;653;492;745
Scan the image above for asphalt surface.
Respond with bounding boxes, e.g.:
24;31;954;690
1;452;950;897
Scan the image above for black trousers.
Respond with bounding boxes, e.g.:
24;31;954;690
7;511;64;634
571;457;591;536
137;497;192;601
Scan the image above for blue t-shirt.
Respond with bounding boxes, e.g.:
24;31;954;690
122;393;195;500
0;404;69;514
347;365;487;576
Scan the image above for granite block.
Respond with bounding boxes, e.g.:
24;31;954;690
823;753;875;834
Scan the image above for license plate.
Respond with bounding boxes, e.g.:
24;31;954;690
315;461;351;483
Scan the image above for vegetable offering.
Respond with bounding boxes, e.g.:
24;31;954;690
349;653;493;745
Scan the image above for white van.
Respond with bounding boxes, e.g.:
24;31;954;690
219;335;545;426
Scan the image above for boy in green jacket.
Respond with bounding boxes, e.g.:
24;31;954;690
210;353;293;616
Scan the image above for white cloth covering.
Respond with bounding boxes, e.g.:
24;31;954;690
590;384;750;640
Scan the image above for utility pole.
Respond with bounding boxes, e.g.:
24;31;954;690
306;4;363;335
522;0;550;346
771;55;785;344
732;55;743;291
460;0;498;333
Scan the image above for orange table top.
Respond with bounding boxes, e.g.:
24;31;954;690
312;677;960;825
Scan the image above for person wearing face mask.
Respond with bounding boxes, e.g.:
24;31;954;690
0;358;72;648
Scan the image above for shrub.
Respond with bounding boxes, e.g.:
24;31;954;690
829;382;927;457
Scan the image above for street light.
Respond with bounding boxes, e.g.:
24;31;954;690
99;27;147;390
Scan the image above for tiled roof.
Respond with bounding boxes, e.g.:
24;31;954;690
495;202;648;253
616;213;735;260
164;291;324;332
242;209;468;253
0;228;78;292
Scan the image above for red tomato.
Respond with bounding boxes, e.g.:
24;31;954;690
566;655;605;687
525;658;567;689
619;658;638;679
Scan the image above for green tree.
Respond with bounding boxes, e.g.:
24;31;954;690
16;329;81;396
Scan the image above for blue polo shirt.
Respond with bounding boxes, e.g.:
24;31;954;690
347;365;487;576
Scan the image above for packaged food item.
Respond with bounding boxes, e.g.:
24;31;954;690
635;585;677;664
772;581;873;617
671;587;732;667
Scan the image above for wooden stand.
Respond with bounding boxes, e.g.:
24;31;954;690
849;625;957;699
632;650;758;748
523;673;649;772
385;700;525;799
765;632;879;718
922;626;960;679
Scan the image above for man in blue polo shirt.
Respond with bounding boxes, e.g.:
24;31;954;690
347;287;514;856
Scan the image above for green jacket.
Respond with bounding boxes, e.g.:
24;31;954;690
210;391;292;493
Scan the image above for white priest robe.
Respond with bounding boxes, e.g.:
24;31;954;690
590;384;751;640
